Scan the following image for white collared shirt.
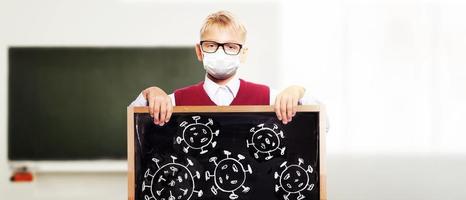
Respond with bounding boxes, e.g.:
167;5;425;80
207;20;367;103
202;74;240;106
130;75;321;106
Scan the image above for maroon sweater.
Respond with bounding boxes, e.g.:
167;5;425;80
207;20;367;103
174;79;270;106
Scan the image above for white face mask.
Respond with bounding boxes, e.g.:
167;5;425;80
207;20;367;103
202;49;240;79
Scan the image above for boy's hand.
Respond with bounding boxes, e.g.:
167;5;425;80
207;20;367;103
274;86;305;124
143;87;173;126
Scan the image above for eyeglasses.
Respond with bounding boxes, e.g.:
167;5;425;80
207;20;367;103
200;41;243;55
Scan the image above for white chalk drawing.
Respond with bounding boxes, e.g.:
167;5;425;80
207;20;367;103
205;150;253;200
176;116;219;155
246;123;286;160
273;158;315;200
141;156;203;200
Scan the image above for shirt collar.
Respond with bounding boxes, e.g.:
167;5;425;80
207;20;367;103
203;74;240;97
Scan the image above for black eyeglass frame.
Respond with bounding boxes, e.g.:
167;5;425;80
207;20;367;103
200;40;243;55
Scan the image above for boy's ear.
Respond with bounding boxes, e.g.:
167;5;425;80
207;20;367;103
195;44;203;62
240;47;248;63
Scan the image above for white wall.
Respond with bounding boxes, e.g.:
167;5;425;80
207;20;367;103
280;1;466;199
0;0;281;199
281;0;466;155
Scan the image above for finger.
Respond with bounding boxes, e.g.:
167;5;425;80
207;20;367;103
292;97;298;117
280;96;288;124
148;96;155;118
165;100;173;123
287;97;293;122
153;98;161;125
159;99;167;126
275;95;282;121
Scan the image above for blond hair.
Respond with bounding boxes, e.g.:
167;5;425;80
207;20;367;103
200;11;247;42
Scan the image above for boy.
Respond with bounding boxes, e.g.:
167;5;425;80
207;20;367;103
130;11;320;126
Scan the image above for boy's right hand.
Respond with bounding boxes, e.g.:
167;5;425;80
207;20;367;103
142;87;173;126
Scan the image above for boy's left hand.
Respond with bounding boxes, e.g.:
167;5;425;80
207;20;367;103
274;85;305;124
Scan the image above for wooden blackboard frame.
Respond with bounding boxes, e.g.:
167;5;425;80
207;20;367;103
127;105;327;200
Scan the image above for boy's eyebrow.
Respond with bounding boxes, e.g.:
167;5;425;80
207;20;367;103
201;40;243;44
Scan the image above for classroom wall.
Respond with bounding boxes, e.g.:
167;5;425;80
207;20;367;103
0;0;281;199
279;1;466;199
281;0;466;155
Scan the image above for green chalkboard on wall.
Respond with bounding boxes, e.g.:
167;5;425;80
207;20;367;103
8;47;204;160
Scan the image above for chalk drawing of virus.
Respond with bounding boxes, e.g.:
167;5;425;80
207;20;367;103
246;123;286;161
273;158;315;200
141;155;203;200
205;150;253;200
176;116;219;155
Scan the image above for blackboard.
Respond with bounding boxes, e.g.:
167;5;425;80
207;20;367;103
8;47;203;160
128;106;327;200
